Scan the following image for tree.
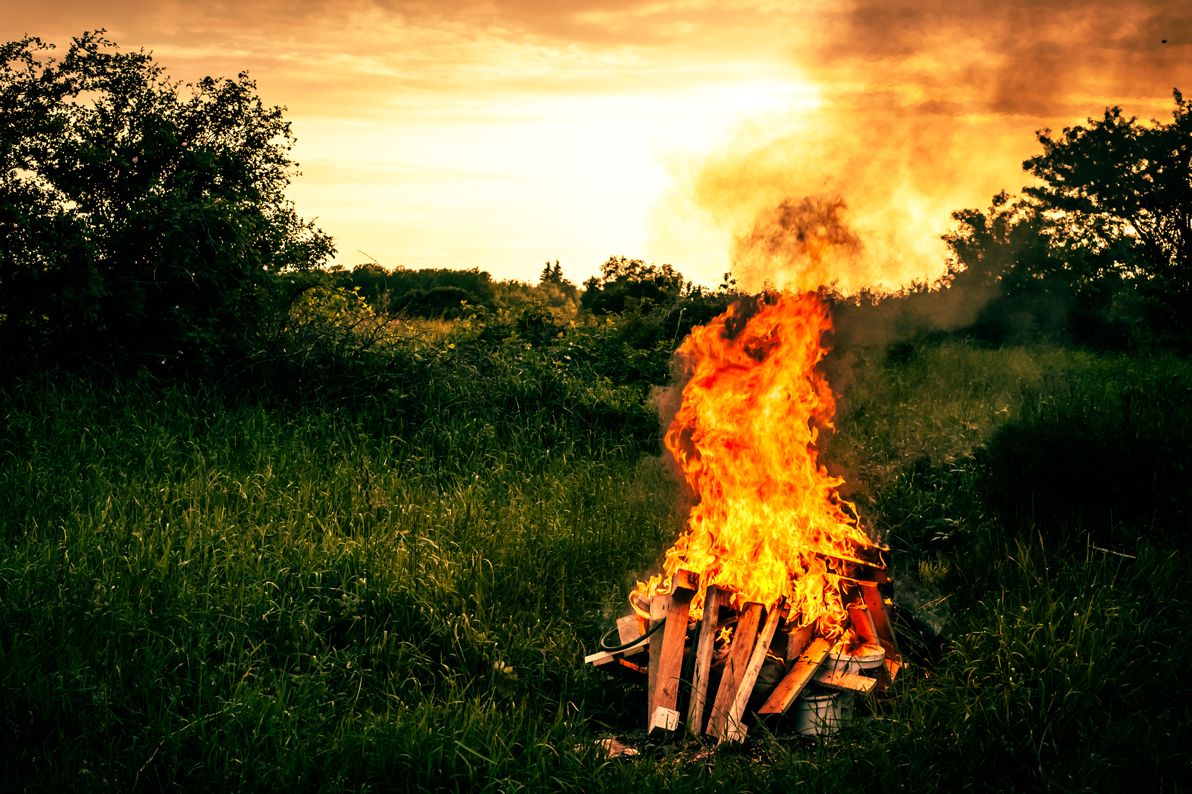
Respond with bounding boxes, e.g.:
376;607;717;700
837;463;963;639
539;260;565;285
1022;90;1192;348
536;260;579;313
937;91;1191;350
941;193;1091;345
580;256;687;315
0;31;334;373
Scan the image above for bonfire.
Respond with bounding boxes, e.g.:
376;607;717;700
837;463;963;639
587;289;901;741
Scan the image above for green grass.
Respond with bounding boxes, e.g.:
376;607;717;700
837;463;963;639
2;339;1190;791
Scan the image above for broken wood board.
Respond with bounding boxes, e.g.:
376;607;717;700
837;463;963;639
859;581;903;681
783;623;815;663
649;706;680;734
705;602;762;740
813;669;877;694
847;603;879;646
757;636;831;716
617;614;642;646
649;587;694;732
686;585;722;735
647;594;670;722
719;599;785;745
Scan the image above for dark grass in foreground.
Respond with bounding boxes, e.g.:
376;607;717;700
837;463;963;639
2;342;1191;791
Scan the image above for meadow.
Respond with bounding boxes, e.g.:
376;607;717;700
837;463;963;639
2;319;1190;792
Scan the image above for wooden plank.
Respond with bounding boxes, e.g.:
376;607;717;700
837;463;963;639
719;599;785;744
672;568;698;593
859;581;903;681
650;588;694;732
686;585;722;735
705;602;762;740
757;636;831;715
647;594;670;724
813;669;877;694
784;623;815;663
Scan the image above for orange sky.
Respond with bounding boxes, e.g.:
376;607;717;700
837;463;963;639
5;1;1190;289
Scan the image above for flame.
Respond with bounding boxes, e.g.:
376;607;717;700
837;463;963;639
638;289;877;644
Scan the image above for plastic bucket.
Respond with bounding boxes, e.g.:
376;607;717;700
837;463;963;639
824;643;885;675
792;687;854;735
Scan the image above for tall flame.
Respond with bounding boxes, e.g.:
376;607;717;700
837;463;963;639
640;290;876;643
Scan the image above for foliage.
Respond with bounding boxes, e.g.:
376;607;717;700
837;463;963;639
1025;92;1192;284
977;360;1192;546
379;266;496;312
0;31;334;373
537;259;581;315
332;261;391;307
941;90;1192;351
580;256;687;315
1024;91;1192;349
393;285;478;318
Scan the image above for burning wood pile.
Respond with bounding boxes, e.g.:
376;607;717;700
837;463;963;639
586;291;901;741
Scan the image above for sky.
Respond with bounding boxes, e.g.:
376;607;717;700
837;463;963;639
5;1;1190;290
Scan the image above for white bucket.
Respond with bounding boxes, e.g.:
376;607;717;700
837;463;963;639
792;687;854;736
824;643;885;675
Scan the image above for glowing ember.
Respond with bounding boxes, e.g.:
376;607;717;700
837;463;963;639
637;290;877;646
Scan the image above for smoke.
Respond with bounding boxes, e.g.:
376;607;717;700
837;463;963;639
651;0;1191;298
732;195;862;294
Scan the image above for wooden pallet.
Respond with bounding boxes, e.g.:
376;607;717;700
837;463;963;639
588;567;904;742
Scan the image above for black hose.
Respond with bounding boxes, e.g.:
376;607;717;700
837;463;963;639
599;619;664;653
599;618;702;653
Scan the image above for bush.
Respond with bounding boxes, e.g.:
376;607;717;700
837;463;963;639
393;285;478;318
0;32;333;375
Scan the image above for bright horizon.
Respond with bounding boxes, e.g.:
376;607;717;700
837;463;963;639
5;1;1189;290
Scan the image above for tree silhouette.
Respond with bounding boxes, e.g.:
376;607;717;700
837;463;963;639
0;31;334;373
942;90;1191;350
580;256;686;315
1023;90;1191;348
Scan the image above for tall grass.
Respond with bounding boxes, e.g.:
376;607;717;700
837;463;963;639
0;376;679;790
2;339;1190;791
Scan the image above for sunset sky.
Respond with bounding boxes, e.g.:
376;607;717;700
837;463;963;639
5;1;1190;290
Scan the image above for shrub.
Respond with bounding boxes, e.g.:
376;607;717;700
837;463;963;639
0;31;333;375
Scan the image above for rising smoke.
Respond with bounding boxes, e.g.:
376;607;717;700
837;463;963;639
653;0;1191;311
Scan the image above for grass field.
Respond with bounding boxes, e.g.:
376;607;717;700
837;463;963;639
2;336;1190;792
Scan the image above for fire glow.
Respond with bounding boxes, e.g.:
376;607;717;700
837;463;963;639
636;290;878;650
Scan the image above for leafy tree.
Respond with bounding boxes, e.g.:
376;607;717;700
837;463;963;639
940;193;1084;345
342;262;393;309
938;91;1190;350
393;285;477;318
580;256;686;315
1022;90;1192;348
0;31;334;373
384;266;496;310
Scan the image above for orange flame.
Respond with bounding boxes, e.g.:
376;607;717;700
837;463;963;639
638;290;876;643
